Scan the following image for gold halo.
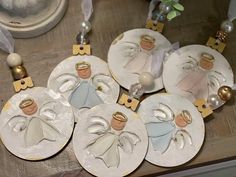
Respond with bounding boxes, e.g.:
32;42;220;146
19;98;34;109
75;61;91;70
112;112;128;122
141;35;155;43
201;53;215;62
181;110;192;124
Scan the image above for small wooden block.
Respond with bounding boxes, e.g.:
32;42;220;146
145;20;164;33
206;37;226;53
194;99;213;118
13;77;34;93
73;45;91;55
118;93;140;111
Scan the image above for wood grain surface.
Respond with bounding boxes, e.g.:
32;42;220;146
0;0;236;177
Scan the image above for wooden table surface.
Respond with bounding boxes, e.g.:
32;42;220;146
0;0;236;177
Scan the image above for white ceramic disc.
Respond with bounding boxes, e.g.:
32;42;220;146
108;28;171;93
47;55;120;122
163;45;234;103
73;103;148;177
138;93;205;167
0;87;74;160
0;0;67;38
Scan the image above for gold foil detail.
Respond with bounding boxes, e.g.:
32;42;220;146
73;45;91;55
13;77;34;93
118;93;139;111
145;20;164;33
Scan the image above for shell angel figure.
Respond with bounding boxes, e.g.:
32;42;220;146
86;112;141;168
145;103;193;154
121;34;172;79
176;53;227;101
55;61;114;110
6;98;62;147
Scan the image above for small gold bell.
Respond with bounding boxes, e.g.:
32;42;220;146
218;86;233;102
11;65;28;80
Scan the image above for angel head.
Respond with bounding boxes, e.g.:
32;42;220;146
199;53;215;70
175;110;192;128
19;98;38;116
111;112;128;131
140;35;155;51
75;61;91;79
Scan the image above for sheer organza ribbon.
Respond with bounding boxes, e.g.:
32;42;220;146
81;0;93;21
228;0;236;21
0;25;14;53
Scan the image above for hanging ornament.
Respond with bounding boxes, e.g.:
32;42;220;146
108;0;182;112
72;103;148;177
48;0;120;122
138;94;205;167
163;0;235;118
0;27;74;160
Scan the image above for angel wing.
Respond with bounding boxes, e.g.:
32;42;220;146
91;73;114;96
87;116;110;135
118;41;140;59
55;73;80;93
173;129;192;150
39;101;57;121
208;70;226;91
152;103;175;122
118;131;141;153
181;56;199;71
7;115;28;132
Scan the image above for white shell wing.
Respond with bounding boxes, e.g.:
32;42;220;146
7;115;27;132
56;73;79;93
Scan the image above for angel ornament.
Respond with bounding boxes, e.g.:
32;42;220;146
7;98;62;147
177;53;226;101
86;112;141;168
56;61;112;110
145;103;193;154
123;35;157;74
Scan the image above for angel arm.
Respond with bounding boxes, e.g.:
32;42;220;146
118;131;141;153
7;115;28;132
39;101;57;121
181;56;199;71
118;41;140;65
87;116;111;135
91;73;114;95
55;73;80;93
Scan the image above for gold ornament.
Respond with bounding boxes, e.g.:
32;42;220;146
218;86;233;101
11;66;28;80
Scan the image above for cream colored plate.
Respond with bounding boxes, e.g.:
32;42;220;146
138;93;205;167
0;87;74;160
0;0;67;38
47;55;120;122
163;45;234;103
73;103;148;177
108;28;171;93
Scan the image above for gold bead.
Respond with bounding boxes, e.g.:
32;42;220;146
11;66;28;80
218;86;233;102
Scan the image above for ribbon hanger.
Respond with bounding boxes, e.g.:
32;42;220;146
73;0;93;55
0;26;33;92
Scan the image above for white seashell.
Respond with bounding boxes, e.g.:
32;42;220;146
13;122;27;132
8;115;27;132
154;103;174;121
119;136;134;153
87;124;108;135
177;130;193;146
119;131;141;145
174;133;185;149
40;109;56;120
89;116;110;131
59;80;77;93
